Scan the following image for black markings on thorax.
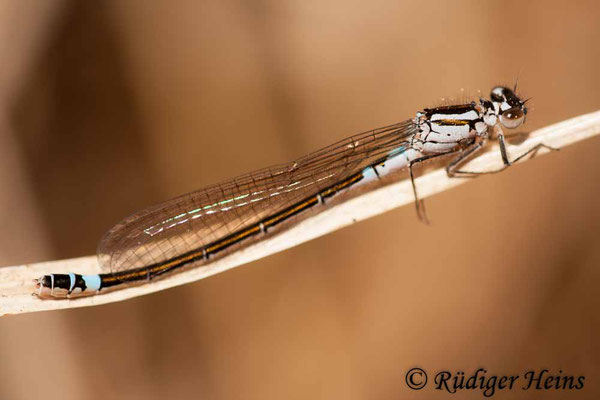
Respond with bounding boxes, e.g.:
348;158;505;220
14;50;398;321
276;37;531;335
423;103;476;117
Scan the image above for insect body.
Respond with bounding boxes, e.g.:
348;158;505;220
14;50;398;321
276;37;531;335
35;86;556;298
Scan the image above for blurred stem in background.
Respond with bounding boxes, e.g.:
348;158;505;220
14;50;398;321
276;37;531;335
0;1;65;265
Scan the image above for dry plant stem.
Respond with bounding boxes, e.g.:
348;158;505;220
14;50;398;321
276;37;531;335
1;110;600;316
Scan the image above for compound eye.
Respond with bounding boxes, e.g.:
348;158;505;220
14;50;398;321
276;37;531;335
500;108;525;129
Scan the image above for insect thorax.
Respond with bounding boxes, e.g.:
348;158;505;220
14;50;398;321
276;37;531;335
412;101;497;154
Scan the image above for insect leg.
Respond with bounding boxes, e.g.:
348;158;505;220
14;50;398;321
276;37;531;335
408;151;457;223
447;126;559;176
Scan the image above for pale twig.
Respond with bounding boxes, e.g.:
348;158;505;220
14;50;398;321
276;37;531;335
1;110;599;316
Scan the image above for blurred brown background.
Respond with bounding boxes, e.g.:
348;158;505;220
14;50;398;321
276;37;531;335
0;1;599;399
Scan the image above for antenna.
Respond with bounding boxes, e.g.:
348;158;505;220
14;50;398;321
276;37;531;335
514;68;523;92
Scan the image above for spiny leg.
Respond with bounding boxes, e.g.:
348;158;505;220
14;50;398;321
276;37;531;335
508;142;560;163
450;143;559;175
409;163;429;224
409;151;457;223
446;140;487;178
448;127;559;176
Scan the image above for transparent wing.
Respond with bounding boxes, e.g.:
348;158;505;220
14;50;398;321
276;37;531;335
98;120;416;273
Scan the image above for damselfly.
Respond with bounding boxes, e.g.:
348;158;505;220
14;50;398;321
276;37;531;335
35;86;557;298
